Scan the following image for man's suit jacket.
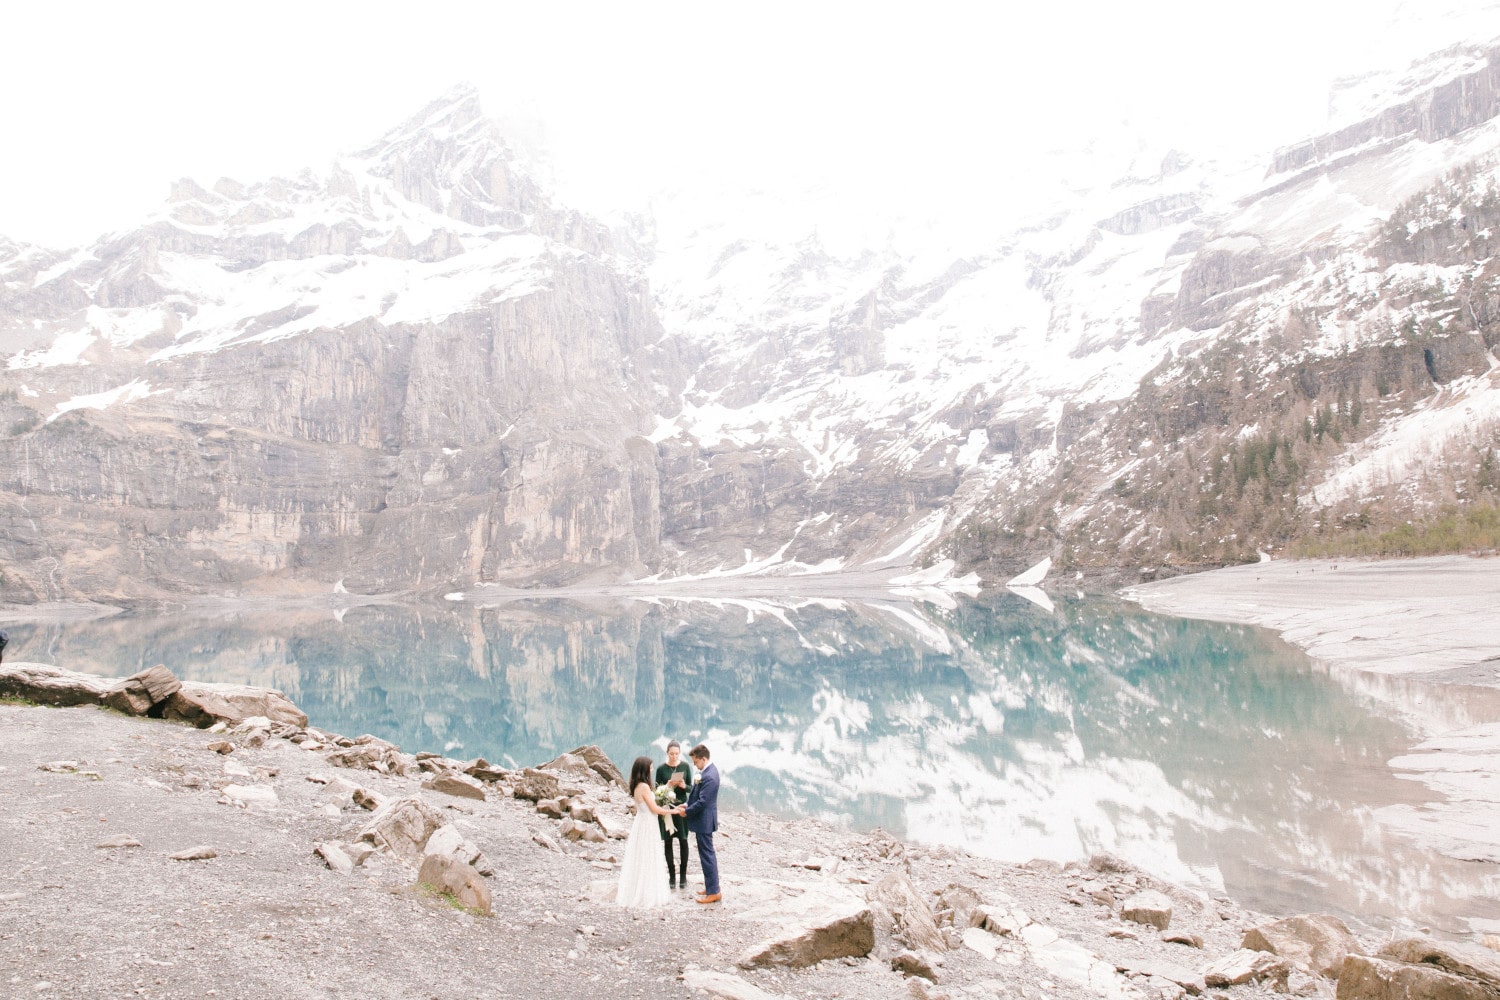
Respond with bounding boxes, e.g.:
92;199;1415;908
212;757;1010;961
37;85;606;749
684;763;719;834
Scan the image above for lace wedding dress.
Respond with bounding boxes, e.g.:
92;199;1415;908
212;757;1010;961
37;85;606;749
615;785;672;908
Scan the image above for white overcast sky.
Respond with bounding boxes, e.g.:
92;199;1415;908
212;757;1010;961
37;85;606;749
3;0;1499;248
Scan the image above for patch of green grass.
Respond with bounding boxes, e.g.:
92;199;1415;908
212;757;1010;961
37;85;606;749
416;881;489;917
1291;504;1500;558
0;693;41;707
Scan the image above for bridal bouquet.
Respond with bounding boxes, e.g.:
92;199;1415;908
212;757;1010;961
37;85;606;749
654;783;677;833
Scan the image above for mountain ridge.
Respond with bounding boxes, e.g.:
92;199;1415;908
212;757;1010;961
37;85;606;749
3;38;1500;603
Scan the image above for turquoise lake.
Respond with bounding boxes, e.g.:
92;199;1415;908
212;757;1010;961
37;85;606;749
8;590;1498;935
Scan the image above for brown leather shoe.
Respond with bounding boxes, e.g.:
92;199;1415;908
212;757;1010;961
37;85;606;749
695;892;722;904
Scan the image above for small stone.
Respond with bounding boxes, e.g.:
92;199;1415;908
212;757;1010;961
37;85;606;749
38;761;79;773
352;788;384;811
314;842;354;875
96;836;142;849
220;784;278;810
170;846;218;861
1164;933;1203;948
893;950;940;982
558;819;605;843
206;741;233;755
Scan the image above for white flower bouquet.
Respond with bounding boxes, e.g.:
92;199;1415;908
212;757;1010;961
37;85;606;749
654;782;677;833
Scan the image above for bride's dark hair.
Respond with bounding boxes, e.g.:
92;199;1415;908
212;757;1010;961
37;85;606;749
629;755;653;793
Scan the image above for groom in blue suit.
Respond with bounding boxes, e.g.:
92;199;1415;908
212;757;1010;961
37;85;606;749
678;743;721;903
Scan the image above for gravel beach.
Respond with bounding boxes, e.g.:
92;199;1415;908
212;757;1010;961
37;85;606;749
0;688;1325;1000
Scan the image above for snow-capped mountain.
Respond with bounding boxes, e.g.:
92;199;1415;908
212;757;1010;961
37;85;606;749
3;27;1500;601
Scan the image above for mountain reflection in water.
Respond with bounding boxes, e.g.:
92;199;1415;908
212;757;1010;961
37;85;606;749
10;591;1499;936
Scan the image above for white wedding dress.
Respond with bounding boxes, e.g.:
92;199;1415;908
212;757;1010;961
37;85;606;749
615;784;672;908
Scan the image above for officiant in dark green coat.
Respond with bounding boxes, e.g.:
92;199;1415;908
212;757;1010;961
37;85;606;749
655;740;692;889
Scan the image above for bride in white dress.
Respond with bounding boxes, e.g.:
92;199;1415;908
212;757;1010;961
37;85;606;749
616;755;677;908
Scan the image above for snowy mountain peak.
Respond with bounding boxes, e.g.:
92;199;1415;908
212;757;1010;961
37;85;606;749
5;14;1500;602
366;81;489;152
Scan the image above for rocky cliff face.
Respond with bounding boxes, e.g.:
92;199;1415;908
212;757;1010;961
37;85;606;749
0;88;667;600
4;34;1500;602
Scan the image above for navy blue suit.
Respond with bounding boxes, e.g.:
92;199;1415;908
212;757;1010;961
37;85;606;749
683;762;720;895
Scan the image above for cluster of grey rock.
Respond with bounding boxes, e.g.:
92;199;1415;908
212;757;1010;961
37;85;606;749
277;721;640;914
867;852;1500;1000
0;662;307;728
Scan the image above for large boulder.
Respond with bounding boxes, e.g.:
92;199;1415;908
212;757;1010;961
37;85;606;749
976;902;1031;937
423;824;493;876
869;872;947;953
0;663;110;707
1116;958;1206;995
737;885;876;969
511;768;564;802
1338;954;1497;1000
682;968;792;1000
1378;938;1500;988
1205;949;1293;989
422;773;486;800
1243;913;1363;979
358;797;447;864
162;681;308;728
558;818;606;843
1120;889;1173;930
553;745;625;787
417;854;492;916
935;884;986;929
102;665;182;716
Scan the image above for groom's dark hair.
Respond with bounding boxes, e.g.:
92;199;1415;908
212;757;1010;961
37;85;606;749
689;744;710;761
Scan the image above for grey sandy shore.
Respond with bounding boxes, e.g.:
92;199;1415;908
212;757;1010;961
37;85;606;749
1124;554;1500;864
0;690;1351;1000
1122;555;1500;684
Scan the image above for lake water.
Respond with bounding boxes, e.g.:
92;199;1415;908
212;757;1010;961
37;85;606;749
9;589;1499;936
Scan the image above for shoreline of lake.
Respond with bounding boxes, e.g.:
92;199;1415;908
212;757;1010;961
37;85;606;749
0;680;1314;1000
1120;554;1500;688
1122;554;1500;868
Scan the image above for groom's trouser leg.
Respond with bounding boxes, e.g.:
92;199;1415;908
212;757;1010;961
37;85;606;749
696;830;719;895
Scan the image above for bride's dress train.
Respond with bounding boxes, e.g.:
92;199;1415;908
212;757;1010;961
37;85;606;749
616;796;671;908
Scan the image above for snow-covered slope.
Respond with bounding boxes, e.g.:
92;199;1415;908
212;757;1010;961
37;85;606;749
3;26;1500;601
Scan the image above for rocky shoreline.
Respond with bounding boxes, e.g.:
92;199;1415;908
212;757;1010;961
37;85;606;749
4;661;1500;1000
